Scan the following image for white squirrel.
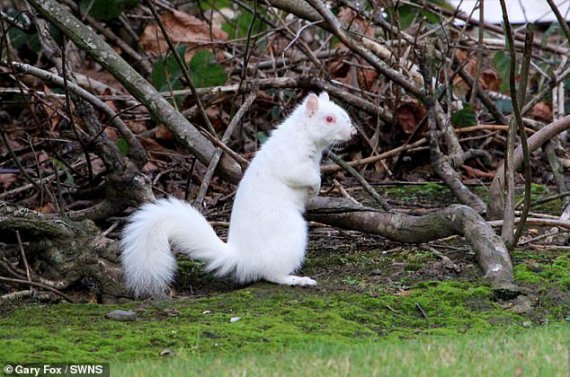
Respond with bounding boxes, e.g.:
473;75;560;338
121;92;355;298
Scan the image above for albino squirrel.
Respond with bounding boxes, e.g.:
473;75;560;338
121;92;355;298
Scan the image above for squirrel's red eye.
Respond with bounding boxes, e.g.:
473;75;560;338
326;115;334;123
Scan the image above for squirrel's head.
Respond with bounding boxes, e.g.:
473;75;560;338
303;92;356;147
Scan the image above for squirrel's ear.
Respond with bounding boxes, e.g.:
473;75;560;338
305;93;319;117
319;92;329;101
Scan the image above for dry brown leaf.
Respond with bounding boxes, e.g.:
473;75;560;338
396;100;427;135
140;10;227;57
37;202;56;214
529;102;552;122
104;127;119;141
338;8;375;38
480;69;501;91
154;124;174;141
0;173;18;190
452;50;502;94
142;161;159;174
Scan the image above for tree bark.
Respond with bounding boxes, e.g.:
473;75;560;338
0;202;128;303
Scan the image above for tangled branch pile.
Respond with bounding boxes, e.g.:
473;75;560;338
0;0;568;301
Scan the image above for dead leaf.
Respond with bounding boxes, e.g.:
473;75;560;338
104;127;118;141
154;124;174;141
396;100;427;135
529;103;552;122
0;173;18;190
37;202;57;214
142;161;159;174
480;69;501;91
140;10;227;58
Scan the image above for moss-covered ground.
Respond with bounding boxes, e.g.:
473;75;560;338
0;183;568;375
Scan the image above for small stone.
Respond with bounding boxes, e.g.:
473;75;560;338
105;310;137;321
370;269;383;275
203;310;212;315
163;308;180;317
509;295;533;315
160;349;173;357
230;316;241;323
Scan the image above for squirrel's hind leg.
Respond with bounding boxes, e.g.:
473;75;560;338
265;275;317;286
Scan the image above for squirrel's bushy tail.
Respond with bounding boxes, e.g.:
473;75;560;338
121;198;237;297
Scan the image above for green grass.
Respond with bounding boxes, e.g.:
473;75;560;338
1;234;568;376
0;282;531;364
114;322;568;377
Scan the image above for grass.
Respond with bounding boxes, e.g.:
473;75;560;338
114;322;568;377
0;281;532;364
1;207;569;375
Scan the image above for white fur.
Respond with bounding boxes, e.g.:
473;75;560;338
121;92;355;297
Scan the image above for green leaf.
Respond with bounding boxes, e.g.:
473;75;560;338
189;50;227;88
452;104;477;127
270;106;281;121
198;0;232;11
52;159;75;188
222;10;267;39
79;0;140;21
492;51;514;93
256;131;269;144
5;11;43;53
396;5;417;29
151;45;187;92
116;138;129;156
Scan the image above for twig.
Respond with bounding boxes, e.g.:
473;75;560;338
332;179;360;205
0;276;75;303
322;137;427;173
545;0;570;43
488;218;570;230
193;91;257;207
532;192;570;207
11;62;147;164
326;152;392;212
499;2;532;248
304;0;425;99
511;25;533;247
15;230;32;284
415;302;428;320
469;0;485;107
518;230;563;246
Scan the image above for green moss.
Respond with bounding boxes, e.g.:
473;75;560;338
0;280;527;364
382;183;453;204
1;219;568;366
514;254;570;289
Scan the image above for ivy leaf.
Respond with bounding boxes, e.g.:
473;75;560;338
452;104;477;127
79;0;140;21
116;138;129;156
189;50;227;88
492;51;517;93
222;10;267;39
151;45;187;92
